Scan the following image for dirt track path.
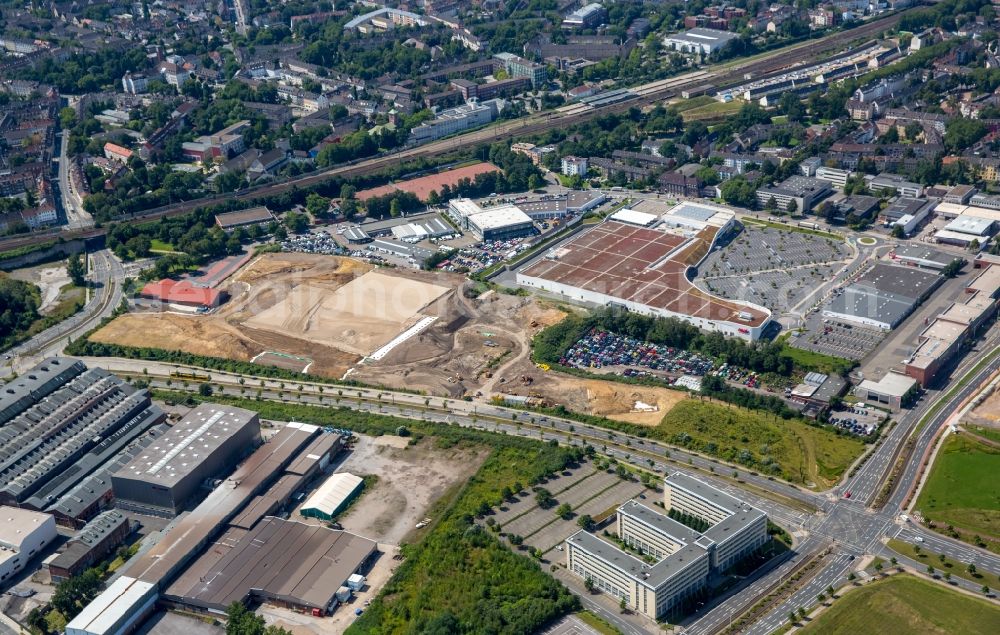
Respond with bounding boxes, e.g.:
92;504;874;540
478;325;533;395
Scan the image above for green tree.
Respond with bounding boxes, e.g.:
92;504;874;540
534;488;554;508
283;211;309;234
577;514;594;530
556;502;573;519
198;382;214;397
67;252;86;286
305;192;329;218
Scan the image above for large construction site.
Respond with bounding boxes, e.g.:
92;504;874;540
89;252;691;422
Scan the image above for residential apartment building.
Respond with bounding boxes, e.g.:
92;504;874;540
565;474;768;620
494;53;547;87
561;155;588;176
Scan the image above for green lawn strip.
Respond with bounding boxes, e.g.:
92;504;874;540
914;434;1000;542
800;575;1000;634
0;239;58;263
574;610;621;635
740;217;843;241
151;391;582;635
887;539;992;585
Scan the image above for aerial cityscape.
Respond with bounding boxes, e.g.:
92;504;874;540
1;0;1000;634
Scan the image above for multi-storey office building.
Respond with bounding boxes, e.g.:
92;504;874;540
565;474;768;620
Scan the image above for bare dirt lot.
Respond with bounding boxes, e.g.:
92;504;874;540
91;254;460;378
312;435;488;545
488;355;688;425
9;261;72;313
966;385;1000;429
351;291;567;397
244;270;450;356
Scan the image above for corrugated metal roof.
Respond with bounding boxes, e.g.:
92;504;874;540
165;517;376;610
126;424;318;585
65;576;155;635
301;472;363;516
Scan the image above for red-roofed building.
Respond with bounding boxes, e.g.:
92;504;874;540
104;142;133;163
139;280;227;309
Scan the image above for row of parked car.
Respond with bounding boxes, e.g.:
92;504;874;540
281;231;348;255
829;414;877;436
561;329;716;375
713;363;760;389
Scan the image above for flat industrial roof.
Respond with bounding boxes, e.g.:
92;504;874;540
468;205;533;230
165;517;376;610
855;263;941;298
519;220;770;327
114;404;258;488
215;206;274;228
284;433;341;476
65;576;155;635
944;215;994;236
0;506;51;548
125;423;320;585
892;245;958;267
935;229;985;244
609;208;659;227
667;27;738;44
825;286;915;327
968;264;1000;297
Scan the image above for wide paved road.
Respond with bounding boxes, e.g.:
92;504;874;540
2;249;122;379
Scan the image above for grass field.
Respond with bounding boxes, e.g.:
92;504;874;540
966;424;1000;445
670;95;715;112
680;99;742;121
150;239;176;252
656;400;864;487
915;433;1000;541
778;338;857;376
800;575;1000;634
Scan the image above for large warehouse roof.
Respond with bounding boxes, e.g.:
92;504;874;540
519;219;769;328
468;205;533;231
825;286;915;329
115;404;259;489
301;472;363;517
165;517;376;611
126;422;320;585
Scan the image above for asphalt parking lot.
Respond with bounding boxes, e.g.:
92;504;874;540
789;313;887;361
697;225;851;311
827;403;886;436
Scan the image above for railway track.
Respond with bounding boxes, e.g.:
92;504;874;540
0;7;916;254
